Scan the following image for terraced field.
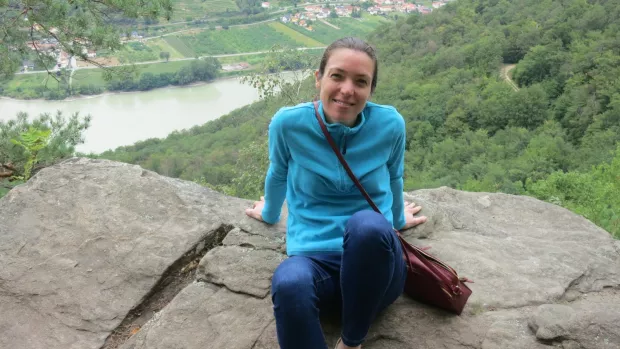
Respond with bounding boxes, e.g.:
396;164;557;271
164;17;385;57
144;38;186;59
171;0;240;21
283;16;388;47
174;23;305;55
164;36;197;57
268;22;324;47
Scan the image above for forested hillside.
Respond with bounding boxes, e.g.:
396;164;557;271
96;0;620;237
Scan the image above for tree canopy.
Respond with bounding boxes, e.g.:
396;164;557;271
0;0;173;80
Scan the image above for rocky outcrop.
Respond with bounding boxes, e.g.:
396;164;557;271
1;158;619;349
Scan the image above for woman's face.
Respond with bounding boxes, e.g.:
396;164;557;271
315;48;374;127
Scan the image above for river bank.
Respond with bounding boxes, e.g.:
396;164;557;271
0;77;262;154
0;64;251;102
0;70;250;103
0;70;303;154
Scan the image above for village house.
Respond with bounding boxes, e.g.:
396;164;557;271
335;5;358;17
401;3;416;12
304;4;322;12
261;2;270;8
367;0;421;15
318;8;330;18
26;40;57;52
419;6;432;14
82;47;97;58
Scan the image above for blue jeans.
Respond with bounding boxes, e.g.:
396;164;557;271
271;210;407;348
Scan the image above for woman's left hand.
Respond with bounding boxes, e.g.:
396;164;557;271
402;200;427;230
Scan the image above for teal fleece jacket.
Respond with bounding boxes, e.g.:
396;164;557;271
261;100;406;256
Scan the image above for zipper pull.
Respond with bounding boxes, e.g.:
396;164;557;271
342;136;347;155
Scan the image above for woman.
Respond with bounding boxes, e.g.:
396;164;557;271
245;37;427;349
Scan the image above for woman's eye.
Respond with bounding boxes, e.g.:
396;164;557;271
330;73;342;79
357;80;368;86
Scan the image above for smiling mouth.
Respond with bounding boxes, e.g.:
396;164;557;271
333;99;354;107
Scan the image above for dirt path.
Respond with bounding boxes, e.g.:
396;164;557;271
500;64;519;91
320;19;340;29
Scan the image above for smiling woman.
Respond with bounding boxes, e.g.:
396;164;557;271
243;37;427;349
313;41;378;127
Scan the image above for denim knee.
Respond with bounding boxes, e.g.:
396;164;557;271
344;210;392;248
271;258;316;309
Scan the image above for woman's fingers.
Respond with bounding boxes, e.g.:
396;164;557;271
408;205;422;215
412;216;427;226
245;207;261;221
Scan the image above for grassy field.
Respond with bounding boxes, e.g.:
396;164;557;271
171;0;240;21
329;16;389;35
115;42;160;63
268;22;325;47
144;38;186;59
177;23;305;55
217;48;323;67
164;36;197;57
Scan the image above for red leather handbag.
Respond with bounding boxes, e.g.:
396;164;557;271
313;101;473;315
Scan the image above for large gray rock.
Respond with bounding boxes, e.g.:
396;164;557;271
1;158;619;349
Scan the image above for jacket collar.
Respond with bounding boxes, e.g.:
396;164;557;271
315;100;366;135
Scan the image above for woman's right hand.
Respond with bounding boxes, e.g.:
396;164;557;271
245;196;265;222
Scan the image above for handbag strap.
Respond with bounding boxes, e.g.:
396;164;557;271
313;101;463;292
312;101;380;213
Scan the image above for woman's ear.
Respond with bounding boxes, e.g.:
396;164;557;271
314;70;321;90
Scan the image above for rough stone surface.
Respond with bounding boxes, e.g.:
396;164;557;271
197;245;286;298
1;158;619;349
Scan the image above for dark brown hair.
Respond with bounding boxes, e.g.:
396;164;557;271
317;37;379;94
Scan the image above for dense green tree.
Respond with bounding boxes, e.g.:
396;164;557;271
1;0;173;81
0;111;91;196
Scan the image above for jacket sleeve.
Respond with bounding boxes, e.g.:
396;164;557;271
388;114;406;230
261;110;290;224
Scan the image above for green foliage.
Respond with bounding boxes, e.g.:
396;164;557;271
1;0;173;81
526;146;620;238
159;51;171;62
10;127;52;180
240;45;317;103
0;111;91;197
212;139;269;199
105;58;221;91
116;42;159;63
